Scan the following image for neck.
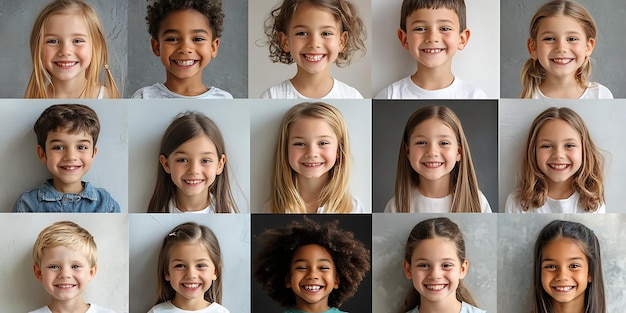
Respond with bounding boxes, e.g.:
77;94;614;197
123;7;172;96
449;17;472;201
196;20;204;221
48;297;89;313
48;76;90;99
417;296;462;313
175;191;211;212
417;175;451;198
297;174;327;213
171;294;210;311
547;179;575;200
295;299;331;313
539;75;586;98
552;298;585;313
52;178;84;194
412;64;454;90
164;74;208;96
290;67;334;98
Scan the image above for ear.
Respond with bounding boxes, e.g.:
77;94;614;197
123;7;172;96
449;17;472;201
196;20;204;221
159;155;171;174
212;265;218;281
333;274;339;289
456;145;462;162
92;146;98;158
165;271;170;282
339;31;348;52
151;37;160;56
216;154;225;175
37;145;47;165
457;28;470;50
459;259;469;279
285;275;291;288
88;264;97;281
397;28;409;50
280;32;290;53
403;259;412;279
585;37;595;57
33;264;43;281
210;38;220;58
527;37;538;60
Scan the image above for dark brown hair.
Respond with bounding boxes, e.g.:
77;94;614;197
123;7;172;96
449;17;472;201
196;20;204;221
34;104;100;149
146;0;224;40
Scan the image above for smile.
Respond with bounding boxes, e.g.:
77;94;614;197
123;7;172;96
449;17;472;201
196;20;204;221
302;285;323;292
173;60;198;66
302;162;323;167
421;48;444;53
183;179;205;185
182;283;201;288
553;286;574;291
303;54;325;62
549;164;570;170
422;162;443;168
54;61;78;68
55;284;76;289
551;58;573;64
60;165;81;171
425;284;447;290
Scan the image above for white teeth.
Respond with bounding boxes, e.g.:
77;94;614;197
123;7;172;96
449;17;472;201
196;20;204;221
423;162;443;167
174;60;196;66
303;163;322;167
426;284;446;290
56;284;74;288
552;58;573;64
183;283;200;288
423;48;443;53
549;164;569;170
184;179;203;184
61;166;80;170
555;286;574;291
303;285;322;291
304;54;324;61
56;62;77;67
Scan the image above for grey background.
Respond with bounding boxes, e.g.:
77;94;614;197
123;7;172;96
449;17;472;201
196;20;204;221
372;100;498;212
0;99;128;212
499;99;626;213
500;0;626;98
372;213;497;313
127;0;248;98
129;214;251;313
0;0;127;98
498;214;626;313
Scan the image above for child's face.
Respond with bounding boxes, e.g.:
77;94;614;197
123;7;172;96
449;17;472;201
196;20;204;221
37;129;97;194
403;237;468;306
42;13;92;84
288;117;338;181
286;244;339;312
280;2;347;76
34;245;96;304
166;242;217;308
407;118;461;187
398;8;469;71
540;237;591;308
535;119;582;191
151;9;219;83
528;15;595;81
160;134;225;207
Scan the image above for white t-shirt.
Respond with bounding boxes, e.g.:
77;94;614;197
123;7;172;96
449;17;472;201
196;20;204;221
532;82;613;99
166;199;216;213
132;83;233;99
406;301;486;313
375;76;488;99
384;188;492;213
264;195;366;213
148;301;230;313
505;191;606;213
29;304;116;313
260;79;363;99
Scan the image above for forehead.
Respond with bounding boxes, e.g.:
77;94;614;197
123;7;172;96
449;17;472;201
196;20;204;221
289;117;336;137
411;236;459;261
46;128;94;142
172;134;218;153
538;15;586;35
45;12;89;33
41;245;89;261
160;9;212;34
406;8;460;25
542;237;587;261
168;242;212;260
410;118;455;137
292;244;334;263
537;119;580;141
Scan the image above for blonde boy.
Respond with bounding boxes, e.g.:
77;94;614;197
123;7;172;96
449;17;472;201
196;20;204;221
31;221;115;313
376;0;487;99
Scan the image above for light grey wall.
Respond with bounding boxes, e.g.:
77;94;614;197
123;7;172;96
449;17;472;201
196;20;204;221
0;213;129;312
372;100;498;212
129;214;251;313
127;0;248;98
0;0;127;98
0;100;128;212
498;214;626;313
371;0;500;98
127;99;250;213
499;99;625;213
500;0;626;98
249;99;372;213
372;213;497;313
248;0;372;98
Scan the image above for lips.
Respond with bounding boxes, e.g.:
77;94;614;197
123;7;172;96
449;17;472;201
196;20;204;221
422;162;443;168
302;162;323;167
182;282;201;289
551;58;573;64
549;163;570;170
421;48;444;53
55;284;76;289
173;59;198;66
54;61;78;68
553;285;575;292
303;54;325;62
424;284;447;291
183;179;205;185
59;165;82;171
302;284;324;292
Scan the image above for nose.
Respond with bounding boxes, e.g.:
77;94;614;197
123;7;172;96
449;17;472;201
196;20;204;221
307;33;321;48
58;266;71;278
425;29;440;43
63;147;78;160
554;268;569;281
184;266;198;278
178;38;193;54
425;144;439;157
554;39;567;53
305;145;319;158
57;42;73;57
305;268;319;280
187;161;201;174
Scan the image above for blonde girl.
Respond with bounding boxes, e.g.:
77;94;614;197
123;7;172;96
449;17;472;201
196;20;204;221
520;0;612;99
268;102;363;213
261;0;367;99
148;112;239;213
25;0;119;99
505;107;604;213
385;105;491;213
532;220;605;313
400;217;484;313
149;222;229;313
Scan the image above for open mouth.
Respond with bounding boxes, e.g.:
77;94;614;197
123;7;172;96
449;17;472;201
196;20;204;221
424;284;447;291
182;283;201;289
421;48;444;53
173;60;198;66
183;179;205;185
302;285;324;292
422;162;443;168
60;165;81;171
303;54;325;62
551;58;573;65
55;284;76;289
54;61;78;68
553;286;574;292
302;162;323;168
548;164;570;170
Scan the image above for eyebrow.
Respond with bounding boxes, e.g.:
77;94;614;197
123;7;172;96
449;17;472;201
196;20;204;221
414;257;457;262
293;258;333;263
161;29;210;36
542;256;585;262
44;32;89;37
539;30;584;36
48;139;92;144
291;24;338;30
171;151;217;156
410;19;455;25
170;258;211;263
290;135;334;139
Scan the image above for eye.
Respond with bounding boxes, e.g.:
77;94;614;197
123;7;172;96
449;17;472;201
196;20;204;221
46;39;59;44
73;38;86;44
442;263;454;270
47;265;60;269
543;264;556;270
542;37;555;42
77;145;89;150
319;141;330;146
440;26;452;31
539;144;551;149
164;37;179;42
292;142;305;147
319;266;331;271
197;263;208;269
321;31;333;37
565;143;577;148
567;37;579;42
295;31;307;37
416;263;429;269
193;37;206;42
201;158;213;164
72;264;81;269
175;158;188;163
173;263;185;269
415;140;427;146
413;27;426;32
440;141;451;146
569;263;582;269
51;145;65;150
294;266;307;271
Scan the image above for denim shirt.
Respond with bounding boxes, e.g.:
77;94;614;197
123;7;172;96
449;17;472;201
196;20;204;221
13;180;120;213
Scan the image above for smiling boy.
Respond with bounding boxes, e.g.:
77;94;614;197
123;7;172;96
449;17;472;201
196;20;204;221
132;0;233;99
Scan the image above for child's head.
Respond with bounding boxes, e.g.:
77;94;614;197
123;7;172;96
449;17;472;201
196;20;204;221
33;221;97;301
148;111;238;213
518;107;604;212
533;220;605;313
265;0;366;68
26;0;119;98
394;105;481;212
253;218;370;310
156;222;223;306
400;217;476;312
521;0;596;98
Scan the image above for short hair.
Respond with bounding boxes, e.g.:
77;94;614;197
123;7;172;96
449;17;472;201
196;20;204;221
146;0;225;40
400;0;467;31
34;104;101;149
33;221;97;268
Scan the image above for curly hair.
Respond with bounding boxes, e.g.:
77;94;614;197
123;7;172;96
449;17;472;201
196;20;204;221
264;0;366;67
253;217;370;308
146;0;224;40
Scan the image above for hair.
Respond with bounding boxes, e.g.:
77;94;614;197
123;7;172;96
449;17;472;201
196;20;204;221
33;221;97;268
520;0;596;98
264;0;366;67
399;217;477;312
393;105;482;212
400;0;467;32
34;103;100;150
156;222;223;305
147;111;238;213
253;217;370;309
515;107;604;212
146;0;224;40
269;102;353;213
532;220;605;313
25;0;119;99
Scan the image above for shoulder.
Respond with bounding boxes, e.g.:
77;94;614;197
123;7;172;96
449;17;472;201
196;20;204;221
86;303;117;313
132;83;171;99
148;301;175;313
351;195;367;213
451;77;489;98
83;182;121;212
207;302;230;313
328;79;363;99
477;190;492;213
28;306;51;313
586;82;614;99
260;80;295;99
504;192;522;213
384;196;397;213
203;87;233;99
375;76;412;99
461;301;486;313
13;181;60;212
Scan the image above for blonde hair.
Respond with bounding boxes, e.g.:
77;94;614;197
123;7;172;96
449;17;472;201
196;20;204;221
25;0;119;98
394;105;482;212
269;102;353;213
33;221;97;268
515;107;604;212
520;0;596;98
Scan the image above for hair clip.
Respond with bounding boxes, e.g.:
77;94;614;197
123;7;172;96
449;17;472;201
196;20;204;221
168;232;176;237
104;64;110;71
